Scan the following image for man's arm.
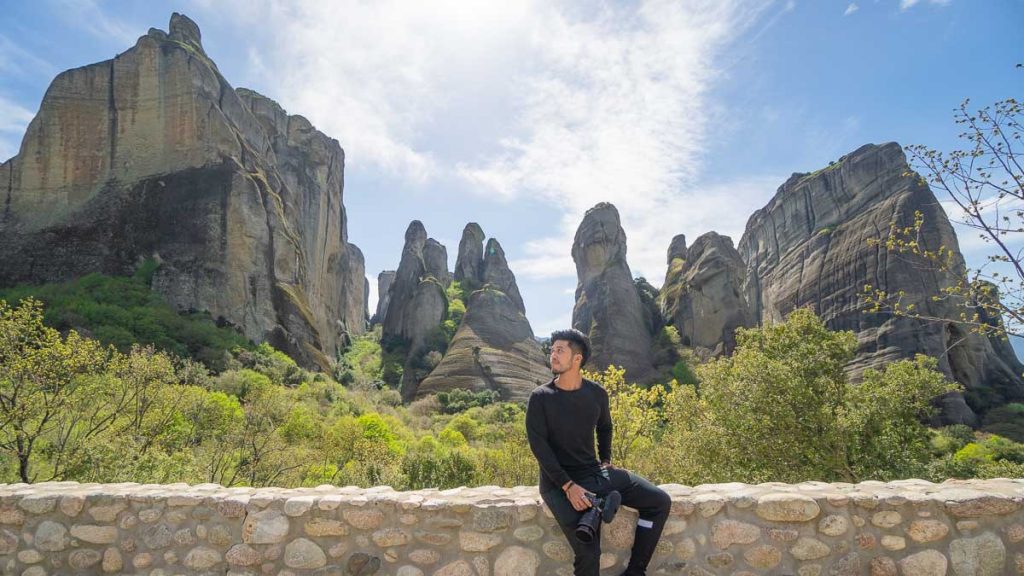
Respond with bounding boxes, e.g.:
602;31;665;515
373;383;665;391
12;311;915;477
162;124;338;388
525;393;572;489
597;386;613;466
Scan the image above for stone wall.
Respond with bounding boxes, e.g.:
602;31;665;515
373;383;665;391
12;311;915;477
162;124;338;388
2;479;1024;575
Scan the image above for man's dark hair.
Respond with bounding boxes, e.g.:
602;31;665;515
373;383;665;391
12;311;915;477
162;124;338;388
550;328;591;367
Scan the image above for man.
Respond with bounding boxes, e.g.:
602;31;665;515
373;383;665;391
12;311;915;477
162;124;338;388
527;328;672;576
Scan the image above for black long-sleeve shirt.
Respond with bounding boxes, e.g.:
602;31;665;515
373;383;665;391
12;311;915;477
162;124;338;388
525;378;612;493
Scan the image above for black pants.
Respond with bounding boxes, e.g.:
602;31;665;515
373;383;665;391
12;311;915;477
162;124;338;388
541;467;671;576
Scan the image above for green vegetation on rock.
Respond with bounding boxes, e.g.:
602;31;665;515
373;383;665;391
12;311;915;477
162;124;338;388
0;263;251;371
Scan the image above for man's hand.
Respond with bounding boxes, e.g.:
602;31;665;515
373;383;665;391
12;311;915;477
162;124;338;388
564;483;593;511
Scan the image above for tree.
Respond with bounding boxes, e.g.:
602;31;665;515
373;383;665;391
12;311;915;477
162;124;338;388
862;88;1024;338
656;308;957;483
587;366;666;474
0;299;110;482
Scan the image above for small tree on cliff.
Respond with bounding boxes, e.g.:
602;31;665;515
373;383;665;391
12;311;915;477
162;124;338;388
862;74;1024;338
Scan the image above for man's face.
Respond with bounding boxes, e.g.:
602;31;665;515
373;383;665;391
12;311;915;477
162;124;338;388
549;340;580;375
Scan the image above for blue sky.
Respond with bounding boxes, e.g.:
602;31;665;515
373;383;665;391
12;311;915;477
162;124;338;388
1;0;1021;338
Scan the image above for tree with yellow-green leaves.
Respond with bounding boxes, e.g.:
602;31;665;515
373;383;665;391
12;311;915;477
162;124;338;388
862;87;1024;339
0;298;111;482
635;308;956;484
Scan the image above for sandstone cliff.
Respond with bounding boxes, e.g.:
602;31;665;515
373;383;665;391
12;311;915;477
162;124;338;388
0;14;366;369
660;232;753;357
416;226;550;401
371;270;396;326
737;142;1024;424
571;203;657;382
380;221;450;399
453;222;486;289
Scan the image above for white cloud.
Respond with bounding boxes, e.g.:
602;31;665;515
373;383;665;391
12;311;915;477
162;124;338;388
899;0;952;11
0;96;34;135
844;3;860;16
197;0;773;186
0;96;35;161
0;35;57;79
202;0;559;182
53;0;139;46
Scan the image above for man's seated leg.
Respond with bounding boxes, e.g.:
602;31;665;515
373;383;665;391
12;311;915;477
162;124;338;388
607;469;672;576
540;485;602;576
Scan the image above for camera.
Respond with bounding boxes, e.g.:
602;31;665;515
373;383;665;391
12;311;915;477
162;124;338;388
575;490;622;543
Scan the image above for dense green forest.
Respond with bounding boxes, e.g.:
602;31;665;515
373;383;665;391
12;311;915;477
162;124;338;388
2;271;1024;489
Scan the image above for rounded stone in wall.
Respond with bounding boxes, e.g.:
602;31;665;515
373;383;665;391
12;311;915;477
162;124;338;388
226;543;261;566
494;546;540;576
285;538;327;569
818;514;849;536
69;549;103;569
543;540;573;562
743;544;781;569
790;537;830;560
756;493;821;522
711;519;760;548
907;519;950;543
102;547;122;573
32;521;67;552
433;559;474;576
243;509;290;544
950;531;1005;576
899;550;947;576
408;548;441;565
513;525;544;542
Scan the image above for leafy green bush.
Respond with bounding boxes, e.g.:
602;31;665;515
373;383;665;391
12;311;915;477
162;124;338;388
0;265;252;371
436;389;500;414
653;308;957;484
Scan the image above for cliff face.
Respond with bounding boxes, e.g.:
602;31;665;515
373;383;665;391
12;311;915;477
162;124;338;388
380;221;450;399
0;14;366;369
571;203;657;382
416;226;550;402
737;142;1024;424
660;232;752;357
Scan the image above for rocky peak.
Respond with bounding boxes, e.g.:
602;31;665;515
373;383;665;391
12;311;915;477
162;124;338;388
423;239;450;286
382;221;448;342
379;221;451;399
482;238;525;313
371;271;396;326
168;13;203;52
738;141;1024;424
572;202;629;285
571;203;656;381
661;231;751;356
417;231;548;401
667;234;687;264
454;222;486;287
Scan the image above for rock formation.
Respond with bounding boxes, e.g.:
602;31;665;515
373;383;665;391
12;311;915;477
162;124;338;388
660;232;753;356
371;271;396;325
453;223;486;289
380;221;450;398
571;203;657;382
0;13;366;370
417;228;550;402
737;142;1024;424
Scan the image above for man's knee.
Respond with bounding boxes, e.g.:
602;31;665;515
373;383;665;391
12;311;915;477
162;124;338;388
653;487;672;516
